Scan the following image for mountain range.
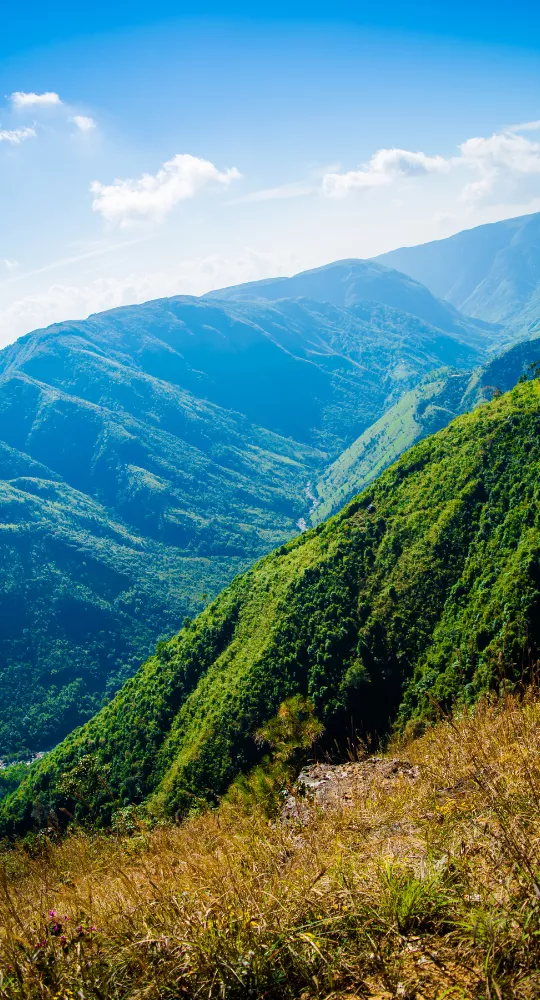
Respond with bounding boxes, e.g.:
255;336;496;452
0;278;491;756
1;214;540;761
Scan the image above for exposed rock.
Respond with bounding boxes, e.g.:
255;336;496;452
282;757;419;823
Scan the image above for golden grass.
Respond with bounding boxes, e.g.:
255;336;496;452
1;691;540;999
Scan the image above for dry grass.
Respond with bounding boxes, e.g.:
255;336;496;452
1;692;540;999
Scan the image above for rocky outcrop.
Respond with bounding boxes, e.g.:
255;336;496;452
282;757;419;822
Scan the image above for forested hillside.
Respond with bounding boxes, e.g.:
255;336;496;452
3;378;539;836
313;335;540;520
0;277;490;756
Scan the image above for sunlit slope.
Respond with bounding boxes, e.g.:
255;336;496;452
312;370;470;522
314;337;540;521
2;380;540;835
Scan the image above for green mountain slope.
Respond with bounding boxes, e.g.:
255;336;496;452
313;337;540;521
311;370;471;522
0;450;249;756
3;379;540;836
0;293;485;756
377;211;540;333
461;334;540;408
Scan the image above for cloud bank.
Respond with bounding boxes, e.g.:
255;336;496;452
0;248;298;346
459;130;540;201
321;124;540;204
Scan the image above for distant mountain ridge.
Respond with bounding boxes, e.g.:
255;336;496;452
205;257;502;349
376;211;540;333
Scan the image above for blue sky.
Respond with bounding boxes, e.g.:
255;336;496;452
1;1;540;344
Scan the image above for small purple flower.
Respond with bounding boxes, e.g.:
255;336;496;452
60;935;67;945
48;910;56;918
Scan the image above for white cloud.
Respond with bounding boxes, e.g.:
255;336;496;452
371;148;450;177
1;259;19;271
173;248;300;291
459;132;540;174
458;130;540;201
71;115;96;132
432;211;456;226
508;120;540;133
10;91;62;108
0;126;36;144
90;153;242;226
322;147;450;197
320;124;540;205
